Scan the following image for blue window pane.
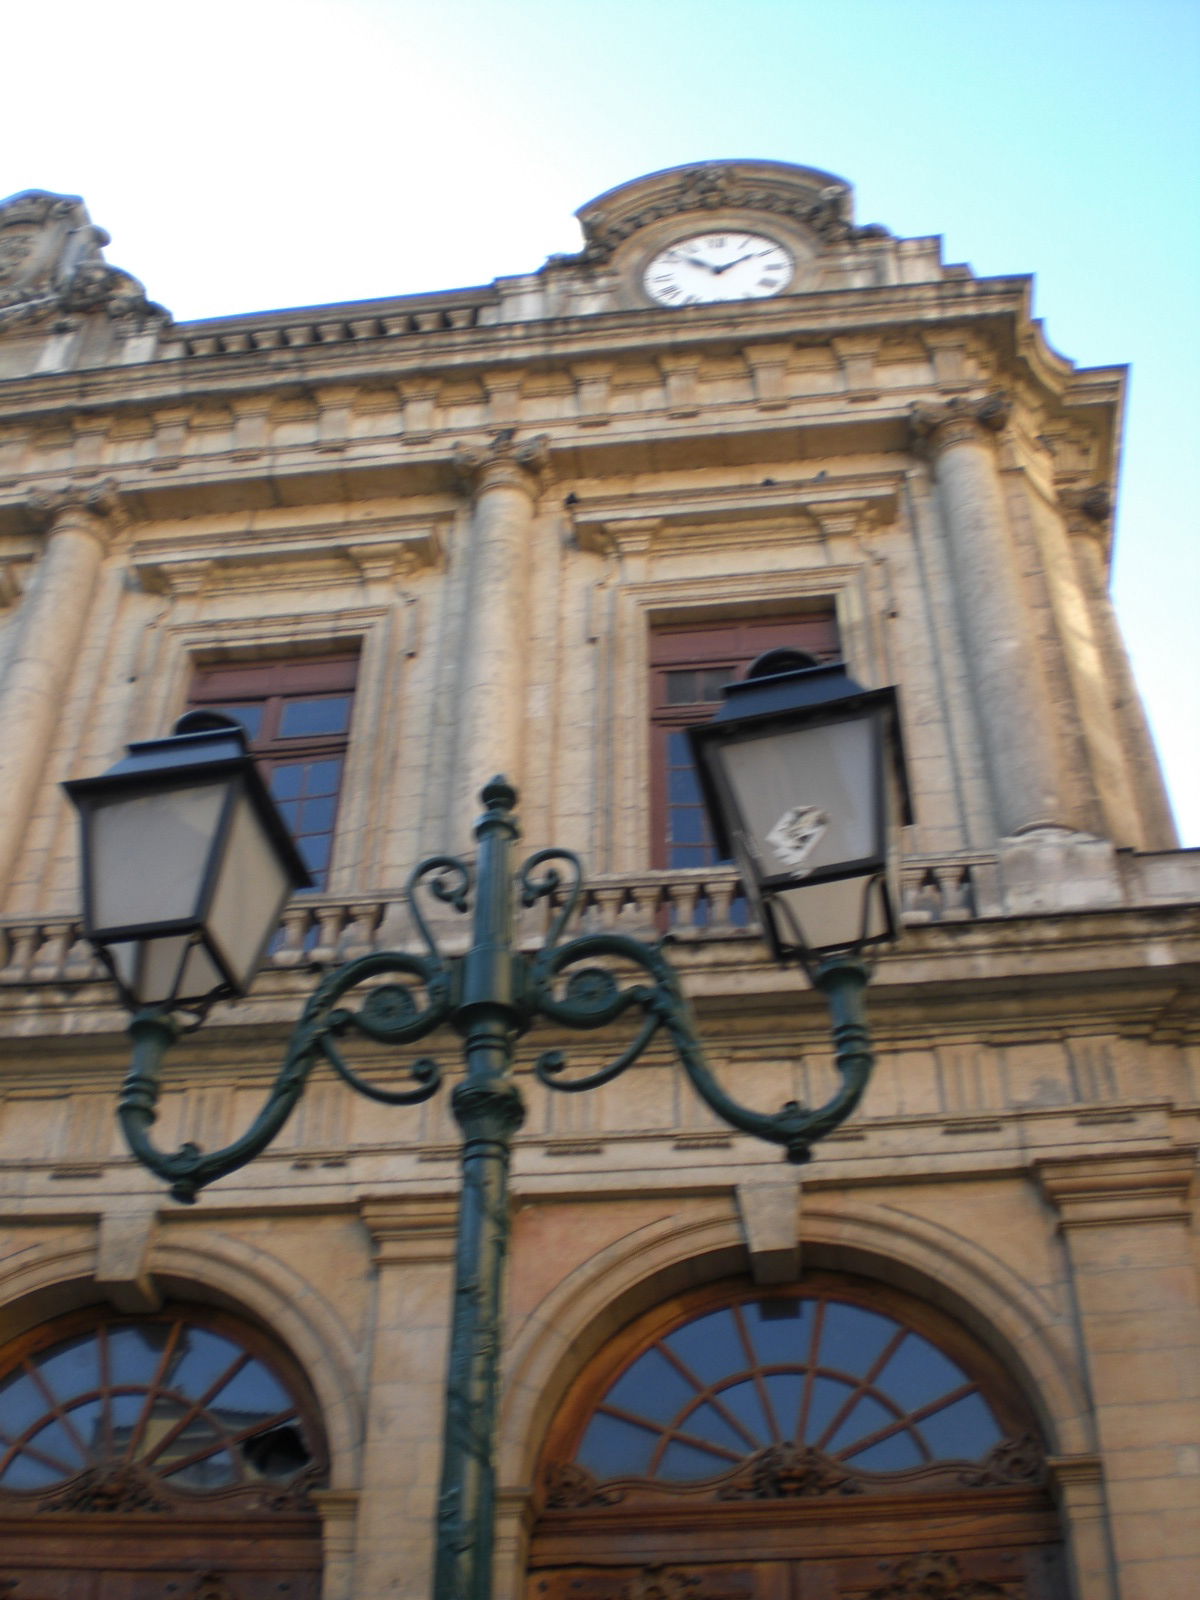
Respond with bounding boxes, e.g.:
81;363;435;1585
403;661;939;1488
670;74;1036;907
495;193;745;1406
305;759;343;796
663;1309;741;1386
658;1438;732;1480
668;845;711;868
824;1393;896;1456
0;1372;47;1437
279;696;351;738
275;800;301;829
669;807;708;845
846;1430;925;1471
109;1392;146;1431
669;767;701;803
65;1397;105;1460
210;1361;290;1421
298;795;337;834
27;1418;84;1471
876;1335;968;1410
108;1324;171;1387
606;1347;697;1424
917;1393;1002;1461
299;835;332;876
163;1447;237;1488
818;1305;899;1379
0;1451;65;1488
679;1400;752;1454
665;671;699;705
36;1336;98;1399
206;704;264;740
270;764;305;801
667;731;693;761
577;1411;657;1478
762;1372;807;1441
803;1375;855;1446
166;1329;241;1398
745;1298;813;1367
713;1379;769;1447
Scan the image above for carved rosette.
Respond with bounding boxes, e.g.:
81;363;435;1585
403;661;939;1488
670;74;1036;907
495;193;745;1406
909;392;1011;458
453;430;550;500
542;1461;625;1510
1057;483;1112;541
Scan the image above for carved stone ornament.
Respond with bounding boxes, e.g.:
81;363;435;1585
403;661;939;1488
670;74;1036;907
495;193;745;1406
573;161;889;263
718;1442;864;1500
0;188;167;335
1058;483;1113;538
188;1577;236;1600
26;477;128;543
909;392;1012;456
542;1460;626;1510
865;1553;1013;1600
39;1462;173;1514
453;428;551;497
959;1432;1045;1487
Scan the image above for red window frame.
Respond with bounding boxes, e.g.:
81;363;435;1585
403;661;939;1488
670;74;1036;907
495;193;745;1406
649;614;841;871
186;655;358;890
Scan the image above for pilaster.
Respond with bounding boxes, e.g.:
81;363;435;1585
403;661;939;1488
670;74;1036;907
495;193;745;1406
449;432;548;843
911;394;1075;840
0;480;125;904
1036;1150;1200;1600
352;1195;458;1598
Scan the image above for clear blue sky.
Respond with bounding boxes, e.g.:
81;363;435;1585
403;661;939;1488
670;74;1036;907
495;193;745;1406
5;0;1198;842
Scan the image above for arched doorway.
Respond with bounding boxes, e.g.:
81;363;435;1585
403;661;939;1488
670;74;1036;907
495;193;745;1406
0;1302;328;1599
529;1274;1066;1599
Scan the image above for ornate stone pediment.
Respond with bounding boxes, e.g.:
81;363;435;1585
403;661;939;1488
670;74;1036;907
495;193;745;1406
0;188;166;334
573;160;889;263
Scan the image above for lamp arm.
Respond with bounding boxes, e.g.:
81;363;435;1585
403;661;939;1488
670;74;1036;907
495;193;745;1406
119;950;455;1203
658;953;875;1165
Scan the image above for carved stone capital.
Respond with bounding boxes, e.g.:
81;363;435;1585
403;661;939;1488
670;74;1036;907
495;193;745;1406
1058;483;1112;540
909;392;1011;457
27;477;128;545
453;430;550;500
359;1195;459;1266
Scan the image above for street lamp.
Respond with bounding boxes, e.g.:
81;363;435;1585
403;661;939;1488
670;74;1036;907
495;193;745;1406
65;678;906;1600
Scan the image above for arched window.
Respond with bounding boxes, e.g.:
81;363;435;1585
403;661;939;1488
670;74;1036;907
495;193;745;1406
0;1304;328;1597
531;1276;1066;1600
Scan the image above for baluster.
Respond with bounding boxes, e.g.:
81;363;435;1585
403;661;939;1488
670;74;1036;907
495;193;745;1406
271;905;312;967
707;876;738;929
309;906;346;966
339;903;380;961
0;927;38;981
30;922;73;981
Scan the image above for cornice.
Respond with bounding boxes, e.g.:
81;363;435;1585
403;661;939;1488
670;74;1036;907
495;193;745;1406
1035;1149;1196;1228
0;275;1084;421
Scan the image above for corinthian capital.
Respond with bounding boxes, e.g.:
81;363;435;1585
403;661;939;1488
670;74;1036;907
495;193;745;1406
453;430;550;500
27;477;128;544
909;391;1011;457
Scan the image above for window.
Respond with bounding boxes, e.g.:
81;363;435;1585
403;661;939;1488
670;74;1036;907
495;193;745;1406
0;1305;327;1595
650;614;840;872
187;655;358;890
530;1277;1064;1599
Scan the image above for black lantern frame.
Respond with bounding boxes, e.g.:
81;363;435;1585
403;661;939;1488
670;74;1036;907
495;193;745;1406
687;653;911;968
64;716;312;1012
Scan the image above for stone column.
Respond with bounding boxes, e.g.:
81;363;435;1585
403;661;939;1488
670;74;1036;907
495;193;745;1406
1037;1151;1200;1600
911;397;1071;838
353;1197;457;1597
0;481;121;903
450;433;547;842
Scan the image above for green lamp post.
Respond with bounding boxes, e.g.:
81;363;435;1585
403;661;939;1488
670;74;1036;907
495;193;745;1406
66;662;907;1600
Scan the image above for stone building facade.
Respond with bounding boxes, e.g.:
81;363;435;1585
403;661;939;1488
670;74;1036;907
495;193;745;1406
0;162;1197;1599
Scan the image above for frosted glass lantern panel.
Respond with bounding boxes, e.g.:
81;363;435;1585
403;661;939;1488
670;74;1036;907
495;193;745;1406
90;784;228;930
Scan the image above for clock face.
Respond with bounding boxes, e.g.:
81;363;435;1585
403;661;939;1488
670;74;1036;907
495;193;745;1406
643;231;794;306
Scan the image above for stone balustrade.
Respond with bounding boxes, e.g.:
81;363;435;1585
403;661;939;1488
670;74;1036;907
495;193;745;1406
3;849;1196;993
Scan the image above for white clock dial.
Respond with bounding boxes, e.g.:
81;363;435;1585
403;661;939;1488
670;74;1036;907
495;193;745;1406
643;231;794;306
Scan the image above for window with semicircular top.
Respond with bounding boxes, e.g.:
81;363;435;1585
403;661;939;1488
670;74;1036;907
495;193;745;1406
530;1277;1068;1600
0;1305;328;1597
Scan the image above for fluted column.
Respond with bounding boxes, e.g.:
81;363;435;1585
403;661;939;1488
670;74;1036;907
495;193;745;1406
450;433;547;840
0;481;121;902
911;396;1071;838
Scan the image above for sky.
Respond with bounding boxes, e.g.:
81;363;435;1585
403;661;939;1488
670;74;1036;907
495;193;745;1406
4;0;1198;843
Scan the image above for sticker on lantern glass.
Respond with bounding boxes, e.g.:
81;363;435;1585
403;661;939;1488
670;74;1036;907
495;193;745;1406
766;805;828;873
